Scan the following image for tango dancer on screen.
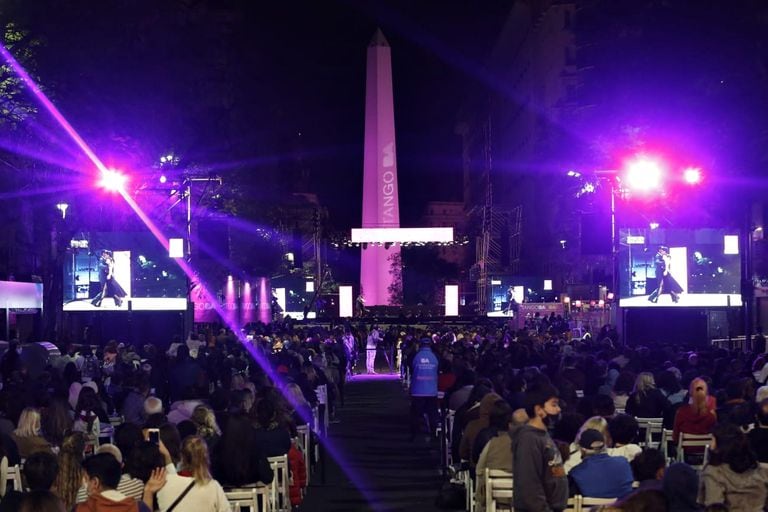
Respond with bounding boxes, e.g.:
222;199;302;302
91;250;127;307
648;246;682;303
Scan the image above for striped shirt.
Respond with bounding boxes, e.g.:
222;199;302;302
76;474;145;503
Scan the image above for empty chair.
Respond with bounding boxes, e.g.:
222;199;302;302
676;433;713;470
635;417;664;448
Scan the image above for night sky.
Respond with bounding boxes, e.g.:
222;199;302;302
3;0;510;227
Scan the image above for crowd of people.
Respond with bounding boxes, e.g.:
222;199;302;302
398;314;768;511
2;314;768;511
0;321;367;511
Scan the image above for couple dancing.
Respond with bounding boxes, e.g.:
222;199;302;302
91;250;127;307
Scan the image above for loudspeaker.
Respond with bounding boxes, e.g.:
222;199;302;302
581;212;612;255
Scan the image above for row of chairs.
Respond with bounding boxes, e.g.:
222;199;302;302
635;417;713;470
222;397;327;512
484;468;615;512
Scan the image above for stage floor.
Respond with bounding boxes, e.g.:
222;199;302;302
620;293;741;307
63;297;187;311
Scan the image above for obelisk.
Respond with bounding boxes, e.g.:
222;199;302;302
360;29;401;306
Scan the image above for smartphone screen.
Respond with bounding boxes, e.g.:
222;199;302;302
148;429;160;445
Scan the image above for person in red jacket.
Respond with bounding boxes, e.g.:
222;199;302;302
673;377;717;453
288;443;307;507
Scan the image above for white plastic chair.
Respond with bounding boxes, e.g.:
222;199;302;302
225;485;271;512
676;433;712;470
636;417;663;448
267;455;291;512
484;469;513;512
6;464;22;492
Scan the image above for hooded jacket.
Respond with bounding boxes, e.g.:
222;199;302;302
512;424;568;512
459;393;501;462
75;490;150;512
699;463;768;512
663;463;702;512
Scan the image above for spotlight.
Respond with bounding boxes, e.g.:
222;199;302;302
55;202;69;219
99;169;127;192
160;156;167;163
159;175;167;184
683;167;702;185
567;170;581;178
624;157;663;192
649;222;660;230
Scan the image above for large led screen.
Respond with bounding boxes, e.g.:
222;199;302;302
63;232;187;311
618;228;741;307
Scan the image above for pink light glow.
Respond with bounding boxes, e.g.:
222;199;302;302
0;44;109;176
683;167;702;185
99;169;127;192
624;157;663;192
225;276;237;326
241;281;254;325
258;277;271;324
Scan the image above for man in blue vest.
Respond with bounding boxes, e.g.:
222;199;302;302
410;338;439;441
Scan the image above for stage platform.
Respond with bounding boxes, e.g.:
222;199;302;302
63;297;187;311
620;293;741;308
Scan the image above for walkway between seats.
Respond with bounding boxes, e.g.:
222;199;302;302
299;373;444;512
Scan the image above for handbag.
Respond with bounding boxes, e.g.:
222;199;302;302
166;480;195;512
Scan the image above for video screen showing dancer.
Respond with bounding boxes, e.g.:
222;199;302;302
91;250;127;308
618;228;741;307
63;232;187;311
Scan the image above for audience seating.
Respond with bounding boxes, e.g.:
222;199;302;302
635;417;664;448
579;496;617;509
676;433;712;470
225;486;271;512
295;424;311;483
267;455;291;512
5;464;22;492
484;469;512;512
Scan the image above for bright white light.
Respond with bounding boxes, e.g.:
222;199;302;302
490;279;502;285
724;235;739;255
627;235;646;245
563;296;571;304
99;169;127;192
581;182;595;194
649;222;660;230
275;288;286;313
625;158;663;192
339;286;353;317
683;167;702;185
513;286;524;303
544;279;553;291
445;285;459;316
351;227;453;244
567;170;581;178
166;154;173;162
56;202;69;219
160;156;167;163
285;252;295;262
669;247;688;293
159;175;167;184
598;299;605;307
305;281;315;293
168;238;184;258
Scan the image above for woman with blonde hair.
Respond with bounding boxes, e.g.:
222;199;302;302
52;432;86;511
11;407;52;458
191;405;221;448
625;372;669;418
564;416;611;473
154;436;229;511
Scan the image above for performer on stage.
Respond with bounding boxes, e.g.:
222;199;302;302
91;250;127;307
648;246;683;303
356;293;367;318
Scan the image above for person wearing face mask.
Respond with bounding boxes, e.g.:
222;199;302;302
747;385;768;463
512;384;568;512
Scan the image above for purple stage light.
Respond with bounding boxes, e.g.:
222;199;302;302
683;167;702;185
99;169;127;192
624;158;663;192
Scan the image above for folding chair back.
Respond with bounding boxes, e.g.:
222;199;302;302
485;469;513;512
225;486;271;512
267;455;290;512
636;417;663;448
